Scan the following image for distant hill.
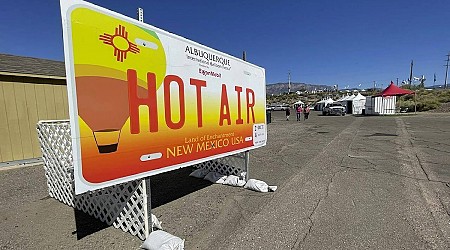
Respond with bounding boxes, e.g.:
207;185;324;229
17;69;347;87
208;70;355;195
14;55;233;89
266;82;331;95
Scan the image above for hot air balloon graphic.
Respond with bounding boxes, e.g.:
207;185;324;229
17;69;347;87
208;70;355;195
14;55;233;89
70;8;167;154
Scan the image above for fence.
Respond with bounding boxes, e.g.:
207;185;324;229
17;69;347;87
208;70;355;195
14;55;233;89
37;120;247;240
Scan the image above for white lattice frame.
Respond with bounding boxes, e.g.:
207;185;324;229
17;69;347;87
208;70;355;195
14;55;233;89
37;120;248;240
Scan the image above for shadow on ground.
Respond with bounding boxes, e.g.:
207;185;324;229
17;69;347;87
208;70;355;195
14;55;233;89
72;166;211;239
150;166;212;208
73;209;109;240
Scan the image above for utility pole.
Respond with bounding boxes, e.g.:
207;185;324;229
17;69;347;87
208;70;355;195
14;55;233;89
288;71;291;93
409;60;414;86
444;53;450;89
373;81;376;91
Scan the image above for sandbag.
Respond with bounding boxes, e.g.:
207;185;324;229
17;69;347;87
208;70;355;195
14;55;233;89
151;213;162;230
223;175;246;187
244;179;277;192
203;171;227;184
189;168;210;178
141;230;185;250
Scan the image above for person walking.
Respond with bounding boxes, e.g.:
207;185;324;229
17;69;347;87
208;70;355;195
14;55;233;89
285;106;291;121
304;105;310;120
296;105;302;121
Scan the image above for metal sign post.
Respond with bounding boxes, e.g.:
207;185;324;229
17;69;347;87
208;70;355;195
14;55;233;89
136;7;153;236
244;151;250;181
143;177;152;236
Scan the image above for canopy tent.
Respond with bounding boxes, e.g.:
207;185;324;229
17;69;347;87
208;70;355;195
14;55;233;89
336;95;347;102
369;82;416;114
293;100;304;109
374;82;415;97
351;93;366;114
341;94;356;114
353;93;366;101
315;98;334;111
324;98;334;105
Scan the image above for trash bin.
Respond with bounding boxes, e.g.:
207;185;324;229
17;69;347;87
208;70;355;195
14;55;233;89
362;109;365;115
266;110;271;124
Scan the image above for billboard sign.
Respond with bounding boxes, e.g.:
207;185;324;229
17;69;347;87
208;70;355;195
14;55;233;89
60;0;266;194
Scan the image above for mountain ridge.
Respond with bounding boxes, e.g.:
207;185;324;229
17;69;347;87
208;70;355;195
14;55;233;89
266;82;331;95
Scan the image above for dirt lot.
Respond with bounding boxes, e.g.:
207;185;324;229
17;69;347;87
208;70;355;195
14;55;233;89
1;111;450;249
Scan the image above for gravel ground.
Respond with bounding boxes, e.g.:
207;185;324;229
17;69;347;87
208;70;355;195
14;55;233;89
1;111;450;249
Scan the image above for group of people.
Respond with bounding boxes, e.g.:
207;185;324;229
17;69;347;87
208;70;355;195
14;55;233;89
285;104;310;121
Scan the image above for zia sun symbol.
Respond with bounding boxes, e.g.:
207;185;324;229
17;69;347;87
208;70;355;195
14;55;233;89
99;25;140;62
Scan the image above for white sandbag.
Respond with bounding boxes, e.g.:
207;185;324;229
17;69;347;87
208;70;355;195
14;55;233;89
141;230;185;250
203;171;227;184
244;179;277;192
223;175;246;187
151;213;162;230
189;168;210;178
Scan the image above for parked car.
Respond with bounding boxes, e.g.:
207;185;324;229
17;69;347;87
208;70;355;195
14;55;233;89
322;102;346;116
272;104;290;111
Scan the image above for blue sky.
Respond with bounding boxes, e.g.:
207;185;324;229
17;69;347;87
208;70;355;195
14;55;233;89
1;0;449;89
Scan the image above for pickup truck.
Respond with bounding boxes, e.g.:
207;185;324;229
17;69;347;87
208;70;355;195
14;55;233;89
323;102;346;116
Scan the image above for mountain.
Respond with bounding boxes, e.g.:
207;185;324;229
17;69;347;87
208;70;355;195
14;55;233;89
266;82;331;95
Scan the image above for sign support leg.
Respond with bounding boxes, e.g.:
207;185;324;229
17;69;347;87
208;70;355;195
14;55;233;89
244;150;250;181
143;177;152;237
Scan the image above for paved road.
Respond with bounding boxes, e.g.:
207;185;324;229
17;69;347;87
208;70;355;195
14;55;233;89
1;111;450;249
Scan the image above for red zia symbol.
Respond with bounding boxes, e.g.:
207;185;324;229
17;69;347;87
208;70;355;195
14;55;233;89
99;25;140;62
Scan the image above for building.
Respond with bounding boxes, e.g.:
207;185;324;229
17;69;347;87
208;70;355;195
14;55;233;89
0;53;68;165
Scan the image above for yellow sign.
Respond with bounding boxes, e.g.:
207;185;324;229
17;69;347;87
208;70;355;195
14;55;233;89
61;0;267;194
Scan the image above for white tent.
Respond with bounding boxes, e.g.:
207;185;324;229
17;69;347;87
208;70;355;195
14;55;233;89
351;93;366;114
293;100;304;110
337;94;350;102
316;98;335;111
340;94;355;113
324;98;334;105
315;99;325;111
365;96;396;115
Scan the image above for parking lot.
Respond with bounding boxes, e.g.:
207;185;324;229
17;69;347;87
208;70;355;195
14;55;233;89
1;111;450;249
